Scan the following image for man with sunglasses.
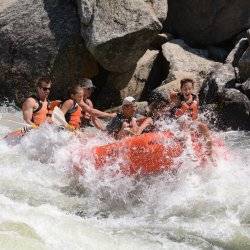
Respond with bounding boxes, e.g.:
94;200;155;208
22;77;52;127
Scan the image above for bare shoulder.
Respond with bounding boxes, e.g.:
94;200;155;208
62;99;74;107
22;97;36;109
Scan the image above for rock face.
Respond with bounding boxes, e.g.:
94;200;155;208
0;0;98;103
161;39;219;84
200;64;236;104
226;38;249;67
236;79;250;99
109;49;160;100
166;0;250;45
218;88;250;130
77;0;167;73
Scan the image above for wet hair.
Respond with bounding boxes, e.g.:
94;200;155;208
68;84;83;96
180;78;195;89
36;76;52;87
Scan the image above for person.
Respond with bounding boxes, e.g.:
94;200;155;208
79;78;105;130
60;84;83;130
169;78;198;120
60;84;115;130
106;96;152;139
169;78;214;161
22;77;52;127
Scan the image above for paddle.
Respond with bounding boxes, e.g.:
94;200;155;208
51;106;69;127
0;113;32;131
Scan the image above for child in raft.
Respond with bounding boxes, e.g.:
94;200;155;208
60;84;115;130
168;78;213;161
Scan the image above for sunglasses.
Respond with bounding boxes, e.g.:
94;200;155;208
40;87;51;91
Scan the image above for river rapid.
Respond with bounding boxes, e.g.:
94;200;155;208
0;104;250;250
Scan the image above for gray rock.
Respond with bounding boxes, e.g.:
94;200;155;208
237;79;250;99
247;29;250;41
200;64;236;104
161;39;219;84
207;46;228;62
0;0;98;104
218;88;250;130
166;0;250;45
77;0;167;73
226;38;249;67
239;46;250;82
150;33;174;50
108;49;159;101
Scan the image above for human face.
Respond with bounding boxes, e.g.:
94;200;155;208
181;82;193;100
37;82;51;100
122;103;137;118
71;89;84;104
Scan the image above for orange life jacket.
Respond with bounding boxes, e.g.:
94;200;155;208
47;100;62;117
174;94;198;120
64;100;82;129
31;95;48;126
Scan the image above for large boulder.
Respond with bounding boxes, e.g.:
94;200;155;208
77;0;167;73
161;39;219;84
94;49;163;108
0;0;98;104
200;63;236;104
226;38;249;67
218;88;250;130
108;49;160;100
239;47;250;82
236;79;250;99
166;0;250;45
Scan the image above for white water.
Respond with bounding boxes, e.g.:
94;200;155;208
0;105;250;250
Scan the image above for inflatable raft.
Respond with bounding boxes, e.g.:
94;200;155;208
90;131;225;176
92;131;184;175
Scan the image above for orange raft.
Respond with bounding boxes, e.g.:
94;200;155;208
92;131;184;175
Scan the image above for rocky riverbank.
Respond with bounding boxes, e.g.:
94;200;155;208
0;0;249;129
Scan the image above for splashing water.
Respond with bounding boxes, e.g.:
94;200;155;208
0;105;250;250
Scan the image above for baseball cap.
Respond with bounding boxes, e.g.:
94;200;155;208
80;78;96;89
122;96;136;106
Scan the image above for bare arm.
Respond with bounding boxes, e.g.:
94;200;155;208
60;100;74;115
22;98;36;125
136;117;153;135
91;117;106;130
79;101;115;118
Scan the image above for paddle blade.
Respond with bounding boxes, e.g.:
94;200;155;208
0;112;31;130
52;107;68;126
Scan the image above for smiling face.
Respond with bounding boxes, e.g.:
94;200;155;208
180;81;194;100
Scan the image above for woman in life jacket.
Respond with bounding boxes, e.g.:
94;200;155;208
60;84;83;130
169;78;214;162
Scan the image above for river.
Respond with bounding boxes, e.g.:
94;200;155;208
0;104;249;250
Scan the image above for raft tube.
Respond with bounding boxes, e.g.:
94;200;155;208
93;131;184;175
